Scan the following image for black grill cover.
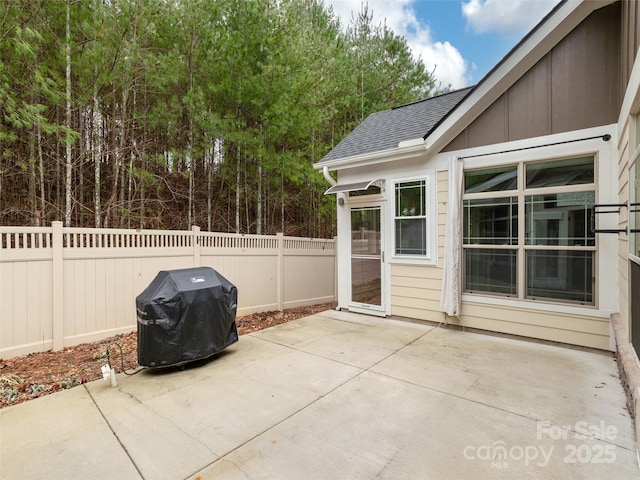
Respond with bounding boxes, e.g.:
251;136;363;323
136;267;238;367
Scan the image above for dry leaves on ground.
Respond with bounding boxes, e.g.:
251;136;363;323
0;302;335;408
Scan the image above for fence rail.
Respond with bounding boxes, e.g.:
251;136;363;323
0;223;336;359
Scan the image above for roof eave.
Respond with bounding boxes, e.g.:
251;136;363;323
425;0;614;154
313;139;426;171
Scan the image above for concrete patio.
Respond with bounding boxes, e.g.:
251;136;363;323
1;310;637;479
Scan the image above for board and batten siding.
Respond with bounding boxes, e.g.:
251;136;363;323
390;170;612;350
443;2;622;152
622;0;640;86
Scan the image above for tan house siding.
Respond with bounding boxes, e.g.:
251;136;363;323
444;2;622;152
437;169;448;261
453;302;611;350
390;264;443;323
618;118;630;333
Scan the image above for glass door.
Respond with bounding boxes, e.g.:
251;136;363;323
350;206;383;310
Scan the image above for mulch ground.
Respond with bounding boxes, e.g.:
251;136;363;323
0;302;335;408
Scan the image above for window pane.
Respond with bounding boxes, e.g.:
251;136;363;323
395;218;426;255
351;208;381;256
395;180;427;256
351;258;381;306
465;166;517;193
526;157;594;188
349;186;381;197
525;192;595;246
526;250;593;304
464;249;517;295
464;197;518;245
396;181;425;216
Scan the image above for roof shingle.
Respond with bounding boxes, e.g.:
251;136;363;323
318;87;473;163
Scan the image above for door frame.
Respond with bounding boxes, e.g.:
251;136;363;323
347;200;386;316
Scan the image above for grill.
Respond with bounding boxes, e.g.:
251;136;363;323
136;266;238;367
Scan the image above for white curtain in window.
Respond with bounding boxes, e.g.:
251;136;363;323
441;156;463;317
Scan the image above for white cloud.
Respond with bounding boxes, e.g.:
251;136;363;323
462;0;559;36
406;27;469;90
326;0;470;89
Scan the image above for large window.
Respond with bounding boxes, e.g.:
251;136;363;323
395;180;427;256
463;156;596;305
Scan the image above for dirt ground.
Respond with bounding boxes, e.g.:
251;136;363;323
0;303;335;409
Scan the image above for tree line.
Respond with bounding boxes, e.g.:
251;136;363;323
1;0;442;237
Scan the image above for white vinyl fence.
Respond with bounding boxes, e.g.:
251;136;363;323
0;223;336;359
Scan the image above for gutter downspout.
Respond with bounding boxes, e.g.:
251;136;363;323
322;166;339;312
322;166;337;187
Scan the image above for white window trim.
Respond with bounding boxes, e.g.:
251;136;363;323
389;173;437;266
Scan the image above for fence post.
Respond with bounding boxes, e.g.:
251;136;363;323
192;225;201;266
52;221;64;351
277;232;284;311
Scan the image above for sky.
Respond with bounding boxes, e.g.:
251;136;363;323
326;0;560;89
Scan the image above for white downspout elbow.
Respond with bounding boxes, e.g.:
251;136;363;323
322;166;337;186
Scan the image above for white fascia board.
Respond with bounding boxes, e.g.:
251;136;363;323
312;140;426;172
425;0;610;155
